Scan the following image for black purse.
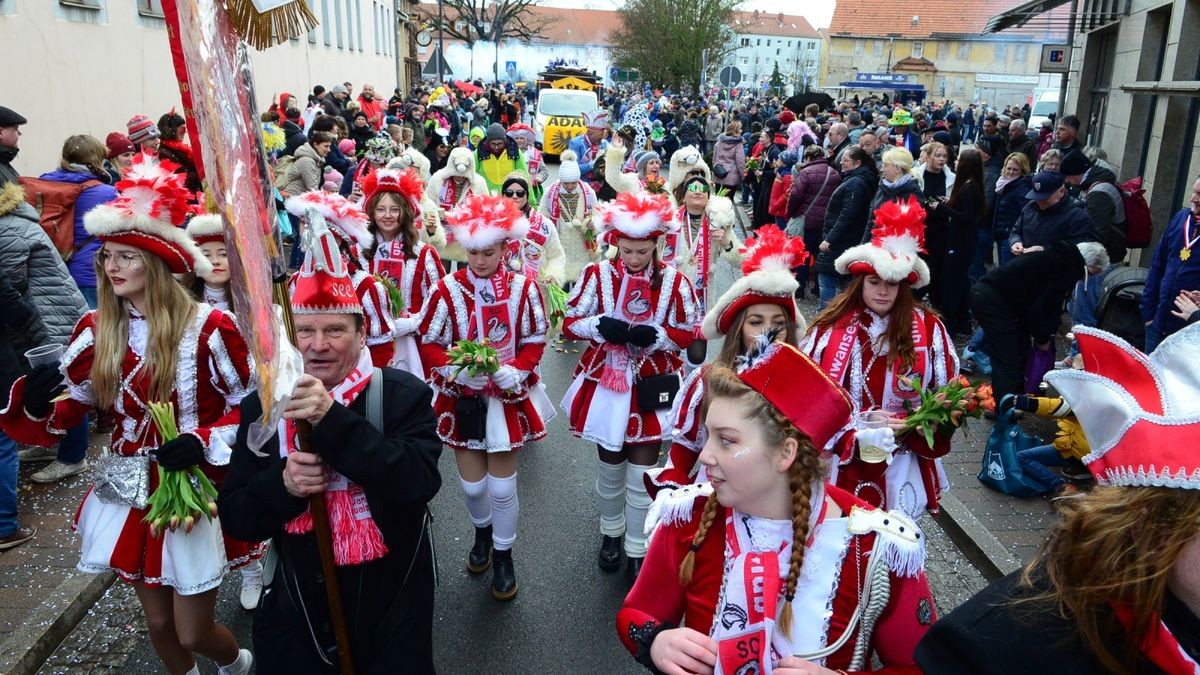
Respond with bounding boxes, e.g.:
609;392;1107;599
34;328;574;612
454;396;487;441
713;164;729;179
635;373;681;411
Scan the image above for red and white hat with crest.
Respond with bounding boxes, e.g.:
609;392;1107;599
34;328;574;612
1045;324;1200;488
82;157;211;276
285;190;372;269
185;212;225;246
595;191;678;245
361;168;425;217
444;193;530;251
702;225;809;339
291;217;362;316
835;195;930;288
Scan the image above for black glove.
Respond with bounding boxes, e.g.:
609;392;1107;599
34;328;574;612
23;364;65;419
155;434;205;471
597;316;632;345
628;324;659;348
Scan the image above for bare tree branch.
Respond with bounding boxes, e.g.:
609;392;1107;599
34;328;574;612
417;0;557;47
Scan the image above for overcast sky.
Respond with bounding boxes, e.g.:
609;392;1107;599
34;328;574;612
542;0;836;29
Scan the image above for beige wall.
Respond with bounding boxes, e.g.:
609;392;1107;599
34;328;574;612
1;0;403;175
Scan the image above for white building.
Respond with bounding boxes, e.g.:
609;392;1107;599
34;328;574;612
723;11;823;91
1;0;416;174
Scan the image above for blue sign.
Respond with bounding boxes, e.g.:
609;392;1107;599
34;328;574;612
855;73;910;84
505;60;517;72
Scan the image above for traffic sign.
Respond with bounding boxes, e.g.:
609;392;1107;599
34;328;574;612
719;66;742;87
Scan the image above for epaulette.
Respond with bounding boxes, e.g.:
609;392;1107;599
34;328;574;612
644;482;713;536
846;506;926;578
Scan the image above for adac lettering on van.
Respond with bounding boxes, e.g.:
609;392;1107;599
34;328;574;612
548;116;585;128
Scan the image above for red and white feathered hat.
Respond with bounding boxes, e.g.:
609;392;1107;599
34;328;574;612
582;109;611;130
595;191;678;245
702;225;809;339
361;167;425;218
285;190;371;270
291;217;362;316
83;157;211;276
444;193;530;251
185;213;225;245
1045;324;1200;489
735;339;854;452
835;195;930;288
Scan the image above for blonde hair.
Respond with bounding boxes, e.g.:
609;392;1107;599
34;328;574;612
716;308;799;367
91;250;198;409
1004;152;1031;175
680;365;827;636
60;135;107;179
881;147;916;178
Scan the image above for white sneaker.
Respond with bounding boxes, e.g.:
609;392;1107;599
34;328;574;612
17;446;56;463
239;561;263;610
31;459;88;483
217;648;253;675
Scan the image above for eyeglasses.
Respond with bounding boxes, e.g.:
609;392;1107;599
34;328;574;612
686;182;709;194
97;250;144;271
503;189;527;198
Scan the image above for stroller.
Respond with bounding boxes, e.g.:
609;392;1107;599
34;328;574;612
1095;266;1149;351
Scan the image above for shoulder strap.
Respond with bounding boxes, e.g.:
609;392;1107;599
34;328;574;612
799;166;834;221
367;367;384;432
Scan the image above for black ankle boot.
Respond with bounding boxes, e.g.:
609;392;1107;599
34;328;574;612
625;556;644;584
598;535;622;572
491;548;518;601
467;525;493;574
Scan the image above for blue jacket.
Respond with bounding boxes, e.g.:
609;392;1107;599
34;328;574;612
38;168;117;288
1008;197;1094;252
1141;208;1200;336
992;175;1032;241
566;134;606;181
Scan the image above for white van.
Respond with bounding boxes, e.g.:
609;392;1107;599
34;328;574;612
532;88;599;158
1029;90;1061;135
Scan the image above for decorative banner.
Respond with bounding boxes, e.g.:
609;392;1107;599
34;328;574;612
227;0;318;50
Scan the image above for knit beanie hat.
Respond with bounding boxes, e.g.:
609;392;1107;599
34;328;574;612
558;149;581;182
338;138;357;156
105;132;135;159
322;167;344;192
126;114;159;145
635;150;658;174
485;122;506;142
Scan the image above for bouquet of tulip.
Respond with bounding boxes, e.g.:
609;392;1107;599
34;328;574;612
544;283;569;330
374;274;405;318
446;339;501;378
645;176;666;194
901;376;996;447
745;157;762;172
143;402;218;537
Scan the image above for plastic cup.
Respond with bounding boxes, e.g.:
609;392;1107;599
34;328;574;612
25;344;64;369
855;409;893;464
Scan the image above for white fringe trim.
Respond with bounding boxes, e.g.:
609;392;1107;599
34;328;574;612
644;481;713;536
847;506;926;578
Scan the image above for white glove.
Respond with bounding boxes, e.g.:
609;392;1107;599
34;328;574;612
393;316;419;337
491;365;522;391
855;427;897;465
453;370;490;390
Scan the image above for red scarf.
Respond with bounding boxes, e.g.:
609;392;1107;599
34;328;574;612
1112;602;1200;674
284;349;388;566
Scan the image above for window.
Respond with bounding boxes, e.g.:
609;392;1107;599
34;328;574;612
308;0;318;42
776;48;781;56
59;0;100;8
740;38;749;47
334;0;343;48
346;0;354;50
808;41;816;50
994;43;1008;60
912;41;923;57
787;40;792;47
137;0;163;17
741;57;748;65
356;0;363;52
374;2;380;54
853;39;864;56
766;39;772;47
756;38;761;46
322;0;331;45
56;0;104;23
1014;43;1028;63
937;42;949;60
956;42;970;60
873;40;883;57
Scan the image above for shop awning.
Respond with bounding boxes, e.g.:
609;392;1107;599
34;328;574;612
983;0;1071;34
838;81;927;93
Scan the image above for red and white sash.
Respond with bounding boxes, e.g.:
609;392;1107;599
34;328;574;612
599;262;652;393
469;269;516;364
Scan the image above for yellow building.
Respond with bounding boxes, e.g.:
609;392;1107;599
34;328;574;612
823;0;1065;105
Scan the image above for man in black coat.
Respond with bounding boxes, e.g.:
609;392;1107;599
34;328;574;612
0;274;35;550
219;300;441;673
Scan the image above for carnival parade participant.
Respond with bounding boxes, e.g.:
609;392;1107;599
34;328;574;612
802;196;959;518
501;172;565;288
649;225;808;498
666;145;712;207
386;149;447;250
507;123;548;205
418;193;556;601
0;162;257;675
560;191;697;581
662;176;743;366
618;340;934;674
183;213;264;611
539;150;600;285
603;136;665;195
219;222;441;673
426;146;490;271
917;324;1200;674
568;109;611;189
285;191;399;368
361;168;446;377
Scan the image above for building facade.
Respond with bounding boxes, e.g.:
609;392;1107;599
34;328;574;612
823;0;1064;106
0;0;416;174
721;12;823;91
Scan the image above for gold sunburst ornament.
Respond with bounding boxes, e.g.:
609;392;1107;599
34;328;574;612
226;0;318;50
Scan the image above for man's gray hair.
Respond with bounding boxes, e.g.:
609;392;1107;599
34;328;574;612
830;122;849;137
1077;241;1110;271
1010;119;1026;133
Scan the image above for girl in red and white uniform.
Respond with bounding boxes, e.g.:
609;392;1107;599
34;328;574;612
285;191;399;368
501;172;565;289
618;341;935;675
560;192;697;582
802;197;959;519
417;194;555;602
0;165;256;675
360;168;446;377
649;226;809;498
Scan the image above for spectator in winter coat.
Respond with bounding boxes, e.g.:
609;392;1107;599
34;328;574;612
677;113;703;149
703;106;724;155
1060;149;1127;262
0;106;25;188
321;84;349;118
309;116;352;177
1008;119;1038;169
1141;176;1200;350
711;124;745;193
862;147;924;242
281;131;332;198
787;145;842;298
932;148;986;335
990;154;1033;268
357;84;384;131
1009;171;1095;254
0;272;35;549
768;150;799;227
281;114;308;157
970;135;1007;281
817;147;879;310
916;142;955;306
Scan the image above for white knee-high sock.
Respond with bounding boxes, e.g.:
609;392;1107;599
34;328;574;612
459;476;492;527
596;459;627;537
624;463;654;558
487;473;519;551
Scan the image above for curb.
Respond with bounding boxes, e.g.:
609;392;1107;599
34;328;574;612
933;493;1023;582
0;570;115;675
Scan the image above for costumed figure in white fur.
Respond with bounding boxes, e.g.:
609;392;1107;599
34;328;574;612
666;144;712;207
417;193;556;602
360;168;446;378
0;160;257;675
603;135;666;196
647;225;809;499
560;191;697;582
801;196;959;519
425;146;490;269
538;149;599;285
386;149;446;250
284;191;400;368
